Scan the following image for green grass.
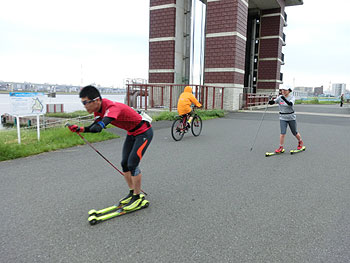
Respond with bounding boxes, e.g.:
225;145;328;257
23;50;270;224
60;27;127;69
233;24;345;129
295;99;320;104
195;109;225;120
0;127;118;161
295;99;341;104
152;111;178;121
45;111;92;118
152;109;225;121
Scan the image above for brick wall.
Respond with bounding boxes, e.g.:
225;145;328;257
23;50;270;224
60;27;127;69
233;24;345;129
205;36;246;69
259;38;282;59
257;60;279;80
257;7;285;91
149;0;177;84
149;41;175;70
205;72;244;84
149;73;174;84
150;0;176;6
149;8;176;38
204;0;248;87
206;1;247;35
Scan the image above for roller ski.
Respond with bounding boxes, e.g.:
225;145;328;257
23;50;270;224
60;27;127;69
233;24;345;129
290;141;305;155
266;146;285;157
88;194;149;225
88;204;124;218
290;146;306;154
88;190;136;217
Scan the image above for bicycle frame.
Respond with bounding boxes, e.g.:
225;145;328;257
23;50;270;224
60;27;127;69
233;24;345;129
181;114;189;130
171;108;202;141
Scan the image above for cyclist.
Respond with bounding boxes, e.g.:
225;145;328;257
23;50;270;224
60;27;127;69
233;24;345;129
268;87;304;153
177;86;202;127
67;85;153;211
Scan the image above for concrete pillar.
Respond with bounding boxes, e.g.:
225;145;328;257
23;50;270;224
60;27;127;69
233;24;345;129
204;0;248;111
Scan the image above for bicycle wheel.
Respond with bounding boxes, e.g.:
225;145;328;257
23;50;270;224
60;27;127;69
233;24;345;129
191;115;202;136
171;119;185;141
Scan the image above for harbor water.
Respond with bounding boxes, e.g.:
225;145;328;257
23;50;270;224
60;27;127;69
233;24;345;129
0;93;125;129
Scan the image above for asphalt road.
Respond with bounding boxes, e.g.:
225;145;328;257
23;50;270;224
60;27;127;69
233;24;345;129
1;104;349;263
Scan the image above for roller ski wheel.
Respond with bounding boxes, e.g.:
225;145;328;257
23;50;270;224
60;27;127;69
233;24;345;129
88;200;149;225
88;216;98;226
265;149;285;157
290;146;306;155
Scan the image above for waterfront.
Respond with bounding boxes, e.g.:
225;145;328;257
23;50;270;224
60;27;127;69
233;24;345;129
0;93;125;129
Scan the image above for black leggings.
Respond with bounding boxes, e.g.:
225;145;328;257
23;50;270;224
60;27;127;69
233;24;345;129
121;128;153;176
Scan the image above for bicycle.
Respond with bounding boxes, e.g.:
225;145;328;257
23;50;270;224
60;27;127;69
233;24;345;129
171;108;202;141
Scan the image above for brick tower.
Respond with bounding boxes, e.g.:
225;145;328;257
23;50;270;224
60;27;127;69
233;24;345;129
148;0;303;110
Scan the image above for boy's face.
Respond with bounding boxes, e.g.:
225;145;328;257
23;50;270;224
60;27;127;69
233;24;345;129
81;97;101;113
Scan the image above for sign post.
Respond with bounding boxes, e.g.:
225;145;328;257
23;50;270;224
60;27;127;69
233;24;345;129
37;114;40;140
16;116;21;144
10;92;46;144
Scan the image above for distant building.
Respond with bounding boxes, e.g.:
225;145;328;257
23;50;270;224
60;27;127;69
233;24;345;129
314;86;323;96
294;86;314;97
0;81;124;94
332;83;346;97
293;90;308;99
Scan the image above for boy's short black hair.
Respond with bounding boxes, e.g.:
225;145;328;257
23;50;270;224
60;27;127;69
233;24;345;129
79;85;102;100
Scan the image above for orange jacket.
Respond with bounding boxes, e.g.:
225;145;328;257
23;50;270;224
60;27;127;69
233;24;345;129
177;86;202;115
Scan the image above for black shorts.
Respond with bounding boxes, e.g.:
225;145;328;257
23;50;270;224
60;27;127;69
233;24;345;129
121;128;153;176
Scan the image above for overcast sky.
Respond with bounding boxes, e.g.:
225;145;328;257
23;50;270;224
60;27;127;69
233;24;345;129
0;0;150;88
0;0;349;90
283;0;350;90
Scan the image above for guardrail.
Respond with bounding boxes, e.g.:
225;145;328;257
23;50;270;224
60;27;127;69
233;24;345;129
244;93;272;109
126;84;225;112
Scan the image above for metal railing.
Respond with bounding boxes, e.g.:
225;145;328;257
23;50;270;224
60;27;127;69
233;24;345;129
1;113;93;131
244;93;272;109
126;84;226;111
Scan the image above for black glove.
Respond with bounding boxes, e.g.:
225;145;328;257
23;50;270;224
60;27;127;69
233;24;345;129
268;100;275;105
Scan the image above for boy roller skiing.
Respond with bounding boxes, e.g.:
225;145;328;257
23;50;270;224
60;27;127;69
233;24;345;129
266;87;305;156
67;85;153;223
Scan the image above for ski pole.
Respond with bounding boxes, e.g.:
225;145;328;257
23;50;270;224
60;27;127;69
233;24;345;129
250;99;270;152
66;123;147;196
